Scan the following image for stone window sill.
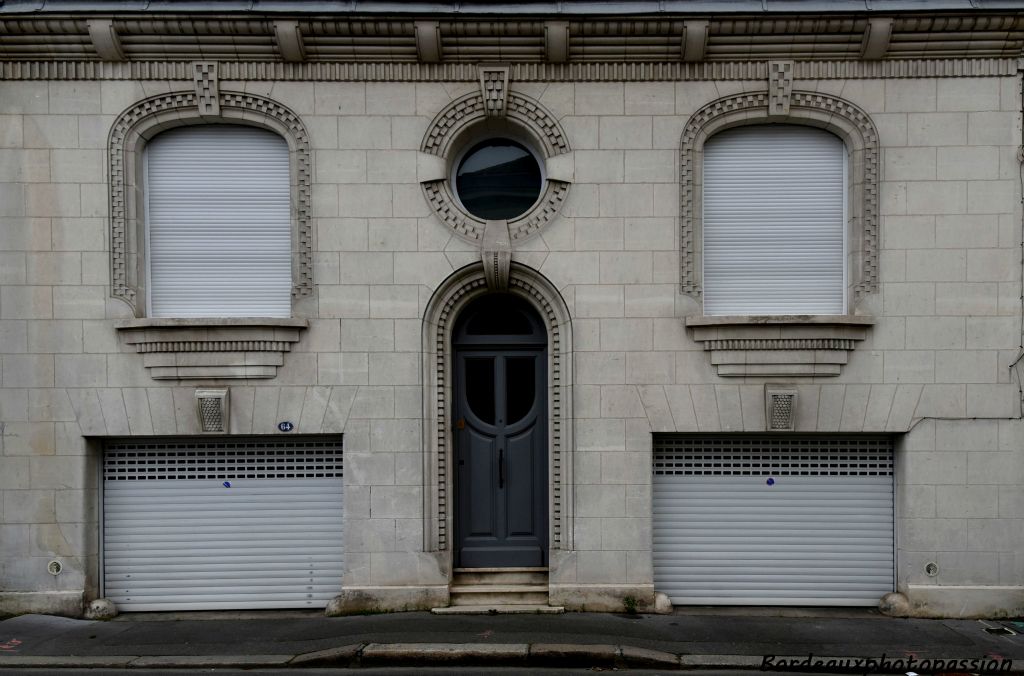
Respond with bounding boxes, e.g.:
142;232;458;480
685;315;875;377
115;318;308;380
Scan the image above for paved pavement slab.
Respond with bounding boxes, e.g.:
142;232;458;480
0;609;1021;672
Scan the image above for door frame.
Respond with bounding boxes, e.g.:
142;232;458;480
422;263;574;573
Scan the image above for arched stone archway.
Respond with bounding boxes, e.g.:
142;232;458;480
422;262;574;567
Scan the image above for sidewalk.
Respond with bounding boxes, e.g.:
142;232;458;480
1;608;1022;672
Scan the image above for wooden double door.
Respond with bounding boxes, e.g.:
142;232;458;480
453;294;548;568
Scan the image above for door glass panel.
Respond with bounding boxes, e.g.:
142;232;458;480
505;356;535;425
465;306;534;335
465;357;495;424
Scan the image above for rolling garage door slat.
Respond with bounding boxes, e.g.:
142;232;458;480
103;438;343;612
653;436;893;606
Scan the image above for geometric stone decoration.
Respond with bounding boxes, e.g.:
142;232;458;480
192;61;219;116
196;388;229;433
686;315;875;378
768;60;793;117
420;90;572;244
422;263;573;553
116;318;307;380
479;64;510;116
679;90;880;305
765;387;798;432
108;89;314;315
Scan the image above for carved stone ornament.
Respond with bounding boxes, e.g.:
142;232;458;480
768;60;793;117
109;76;313;314
479;65;510;116
420;85;572;245
192;60;219;116
686;316;875;378
481;220;512;291
116;318;307;380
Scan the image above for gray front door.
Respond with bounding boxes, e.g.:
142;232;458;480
454;294;548;568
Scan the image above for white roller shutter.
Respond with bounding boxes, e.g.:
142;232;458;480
103;438;343;611
653;436;893;606
703;125;846;316
145;125;292;318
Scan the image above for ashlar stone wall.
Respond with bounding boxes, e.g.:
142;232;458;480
0;71;1021;617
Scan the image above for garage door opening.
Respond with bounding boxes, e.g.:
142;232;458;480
102;437;343;612
653;435;894;606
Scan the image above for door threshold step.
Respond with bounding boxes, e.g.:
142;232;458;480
450;584;548;594
453;567;548;573
431;604;564;615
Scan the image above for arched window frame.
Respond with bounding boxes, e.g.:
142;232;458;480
109;90;313;317
679;91;880;312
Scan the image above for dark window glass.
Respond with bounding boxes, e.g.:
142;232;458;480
455;139;543;220
465;306;533;335
465;357;495;424
505;356;535;425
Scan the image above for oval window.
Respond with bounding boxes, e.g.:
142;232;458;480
455;139;543;220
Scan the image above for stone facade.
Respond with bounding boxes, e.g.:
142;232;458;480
1;8;1023;620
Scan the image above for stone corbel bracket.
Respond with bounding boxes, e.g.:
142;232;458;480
482;220;512;291
686;315;875;377
116;318;308;380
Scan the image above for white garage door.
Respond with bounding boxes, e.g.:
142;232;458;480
653;436;893;606
103;438;343;611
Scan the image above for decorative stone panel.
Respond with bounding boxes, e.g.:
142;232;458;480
108;85;313;315
679;90;880;305
117;318;307;380
686;316;875;377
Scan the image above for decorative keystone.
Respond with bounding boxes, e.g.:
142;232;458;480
479;65;510;117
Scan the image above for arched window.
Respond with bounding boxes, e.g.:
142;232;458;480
702;125;847;316
144;125;291;317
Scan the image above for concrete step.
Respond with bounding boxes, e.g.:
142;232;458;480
431;604;565;615
450;591;549;606
452;568;548;586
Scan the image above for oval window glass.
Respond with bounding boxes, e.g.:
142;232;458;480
455;139;543;220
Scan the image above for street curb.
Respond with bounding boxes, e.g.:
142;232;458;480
287;643;363;666
3;646;1020;673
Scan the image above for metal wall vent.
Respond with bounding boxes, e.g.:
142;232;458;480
104;438;343;481
653;435;894;477
766;387;797;431
195;388;228;433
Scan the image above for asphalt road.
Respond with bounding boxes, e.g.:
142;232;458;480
0;670;844;676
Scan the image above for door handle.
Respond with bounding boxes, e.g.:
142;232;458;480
498;447;504;489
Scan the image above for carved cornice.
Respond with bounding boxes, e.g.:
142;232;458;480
2;14;1023;62
1;58;1015;82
